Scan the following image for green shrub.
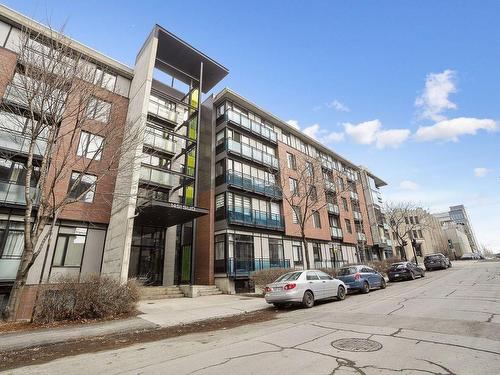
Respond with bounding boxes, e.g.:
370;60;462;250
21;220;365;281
33;274;139;323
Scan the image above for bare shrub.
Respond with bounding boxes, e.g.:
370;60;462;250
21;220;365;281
250;268;295;292
317;268;338;277
366;257;401;276
33;274;139;323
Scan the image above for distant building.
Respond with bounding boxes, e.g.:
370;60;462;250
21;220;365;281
434;205;479;253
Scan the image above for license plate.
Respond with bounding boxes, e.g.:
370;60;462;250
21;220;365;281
273;287;282;291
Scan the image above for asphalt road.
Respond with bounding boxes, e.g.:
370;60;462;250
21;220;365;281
6;260;500;374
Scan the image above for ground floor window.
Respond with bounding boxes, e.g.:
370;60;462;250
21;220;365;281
128;225;165;286
313;243;322;262
214;234;226;273
268;238;284;267
292;241;303;265
52;227;87;267
0;221;24;259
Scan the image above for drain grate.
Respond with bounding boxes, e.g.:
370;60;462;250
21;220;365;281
331;338;383;352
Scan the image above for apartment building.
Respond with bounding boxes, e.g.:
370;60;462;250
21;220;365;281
434;205;479;253
210;89;378;293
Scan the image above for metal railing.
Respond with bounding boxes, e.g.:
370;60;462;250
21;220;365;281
0;181;40;206
357;232;367;241
226;138;279;170
143;131;176;154
330;226;343;239
353;210;362;220
222;257;291;278
0;131;47;156
226;207;284;230
140;165;177;187
225;109;278;144
327;203;340;215
226;170;282;199
321;159;333;170
324;180;336;192
349;191;359;200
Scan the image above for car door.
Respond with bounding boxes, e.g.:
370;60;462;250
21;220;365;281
366;267;380;286
360;267;373;286
317;271;337;298
305;271;323;299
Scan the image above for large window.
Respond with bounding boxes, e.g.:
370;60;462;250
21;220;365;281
52;227;87;267
305;162;314;177
289;178;298;195
313;243;322;261
215;234;225;261
345;219;352;234
342;197;349;212
292;241;303;265
77;131;104;160
312;211;321;228
292;205;301;224
287;152;296;170
68;172;97;203
86;96;111;123
0;221;24;259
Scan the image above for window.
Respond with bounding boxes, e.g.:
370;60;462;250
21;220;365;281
309;186;317;202
342;197;349;211
286;152;296;170
306;271;319;280
305;162;314;177
52;227;87;267
86;96;111;123
413;230;418;239
312;211;321;228
418;230;423;238
313;243;322;261
317;271;331;280
405;217;409;224
215;234;225;261
292;241;303;264
0;221;24;259
292;205;301;224
415;216;420;224
77;131;104;160
345;219;352;234
93;67;117;91
410;216;415;224
68;172;97;203
336;176;345;191
289;178;298;195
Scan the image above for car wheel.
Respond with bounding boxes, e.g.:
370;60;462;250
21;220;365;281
337;285;346;300
380;278;387;289
362;281;370;293
421;271;425;277
302;290;315;308
410;272;416;280
388;277;394;282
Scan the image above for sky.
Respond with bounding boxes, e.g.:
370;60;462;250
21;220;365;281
4;0;499;250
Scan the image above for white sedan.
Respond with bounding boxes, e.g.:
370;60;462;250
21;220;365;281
264;270;346;308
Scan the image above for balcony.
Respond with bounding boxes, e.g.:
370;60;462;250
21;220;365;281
226;138;279;170
330;227;343;239
140;165;177;187
349;191;359;200
324;180;336;192
353;210;362;221
148;97;187;126
226;207;284;230
0;131;47;157
0;257;21;281
321;159;333;170
357;232;367;241
143;131;176;155
226;170;282;199
0;181;40;206
346;171;357;182
327;203;340;215
220;257;291;278
225;109;278;144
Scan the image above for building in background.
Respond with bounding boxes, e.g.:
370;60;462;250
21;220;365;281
434;205;479;253
441;221;472;259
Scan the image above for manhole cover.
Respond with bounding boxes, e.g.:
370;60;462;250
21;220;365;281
331;338;383;352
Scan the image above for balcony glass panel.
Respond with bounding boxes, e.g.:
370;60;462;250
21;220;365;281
226;207;284;230
0;181;40;206
0;131;47;156
226;170;282;198
225;138;278;169
0;258;21;280
140;166;176;187
224;109;278;143
327;203;340;215
143;132;176;154
330;227;343;238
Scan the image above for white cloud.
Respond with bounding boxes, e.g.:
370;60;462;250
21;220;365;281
343;119;411;149
327;99;350;112
474;167;493;178
302;123;344;144
399;180;420;191
415;117;497;142
375;129;411;149
286;119;300;129
415;69;457;121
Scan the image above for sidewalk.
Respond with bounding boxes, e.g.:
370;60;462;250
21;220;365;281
0;295;269;352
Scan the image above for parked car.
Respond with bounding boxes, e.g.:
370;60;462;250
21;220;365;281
387;262;425;282
336;265;386;293
424;253;451;271
461;252;479;260
264;270;346;308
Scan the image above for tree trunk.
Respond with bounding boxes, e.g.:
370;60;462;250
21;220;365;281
302;236;310;269
5;242;33;321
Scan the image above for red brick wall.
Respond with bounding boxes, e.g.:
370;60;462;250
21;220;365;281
0;47;17;98
14;285;39;321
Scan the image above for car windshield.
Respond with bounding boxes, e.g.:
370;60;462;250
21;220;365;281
390;263;406;270
425;255;441;260
274;271;302;283
338;267;358;276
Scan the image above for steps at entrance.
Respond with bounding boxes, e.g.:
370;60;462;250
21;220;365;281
190;285;223;297
139;286;185;300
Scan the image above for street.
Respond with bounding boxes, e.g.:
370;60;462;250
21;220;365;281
6;260;500;375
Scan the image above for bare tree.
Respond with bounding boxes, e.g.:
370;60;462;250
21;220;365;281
384;201;431;262
278;153;350;269
1;26;140;320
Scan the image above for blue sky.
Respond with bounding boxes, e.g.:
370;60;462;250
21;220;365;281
5;0;499;250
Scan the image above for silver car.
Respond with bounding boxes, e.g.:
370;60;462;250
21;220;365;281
264;270;347;308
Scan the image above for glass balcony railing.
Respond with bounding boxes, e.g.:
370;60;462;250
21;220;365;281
357;232;367;241
222;257;291;278
0;131;47;156
226;207;284;230
148;98;187;125
325;180;336;192
0;258;21;281
330;227;343;238
350;191;359;200
226;170;282;199
353;211;362;221
327;203;340;215
143;132;176;154
225;109;278;144
0;181;40;206
226;138;279;170
321;159;333;170
140;165;176;187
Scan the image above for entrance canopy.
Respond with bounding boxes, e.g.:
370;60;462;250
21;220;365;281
135;200;208;227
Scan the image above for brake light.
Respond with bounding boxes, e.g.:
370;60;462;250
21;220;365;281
354;273;361;280
264;286;272;293
284;283;296;290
